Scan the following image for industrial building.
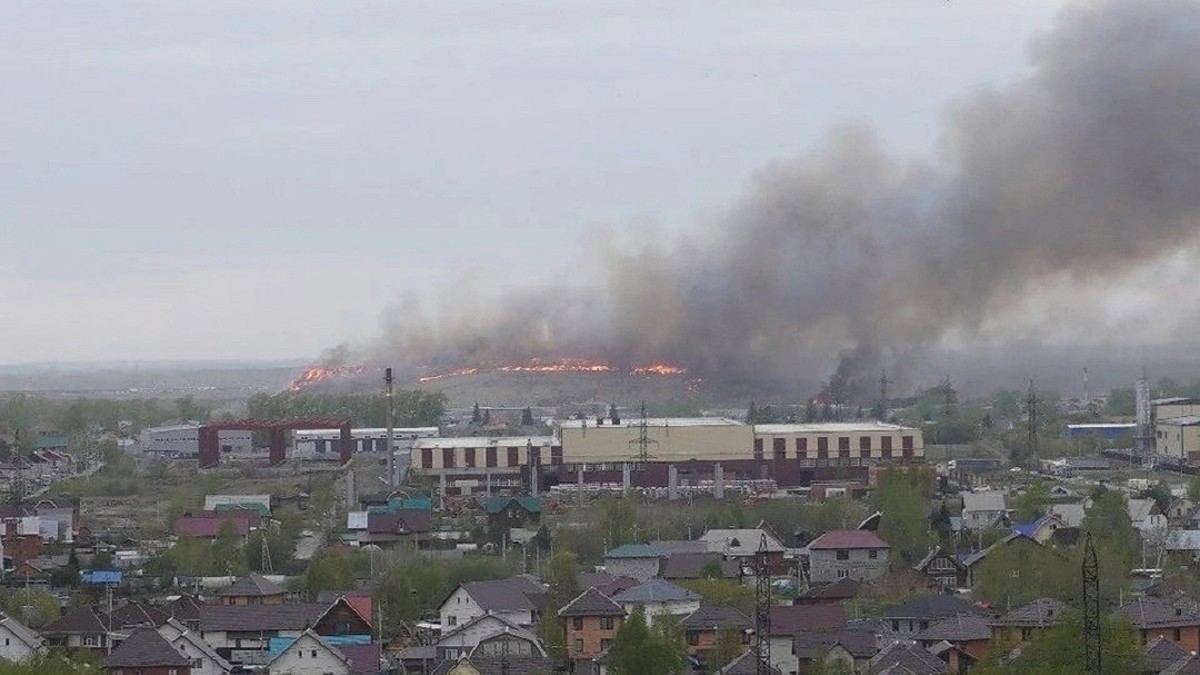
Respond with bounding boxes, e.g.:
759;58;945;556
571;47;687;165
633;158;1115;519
141;425;252;457
1153;398;1200;460
292;427;439;457
408;417;924;496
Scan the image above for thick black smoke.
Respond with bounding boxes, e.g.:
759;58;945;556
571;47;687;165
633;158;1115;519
360;0;1200;399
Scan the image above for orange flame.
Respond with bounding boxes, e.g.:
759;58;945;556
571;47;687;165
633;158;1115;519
417;358;687;383
287;365;367;392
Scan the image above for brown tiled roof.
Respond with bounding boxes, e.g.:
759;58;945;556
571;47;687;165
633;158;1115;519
173;514;256;538
559;588;625;618
793;627;878;659
658;552;740;580
808;530;889;550
218;573;286;597
914;614;992;642
680;605;753;632
42;606;107;636
107;600;169;629
106;628;190;668
198;603;327;632
769;604;846;637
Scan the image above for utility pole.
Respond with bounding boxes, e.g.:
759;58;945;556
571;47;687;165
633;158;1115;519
385;367;396;488
1082;532;1101;674
1026;380;1039;464
628;401;659;465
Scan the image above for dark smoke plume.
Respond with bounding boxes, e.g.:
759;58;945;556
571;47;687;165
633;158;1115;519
359;0;1200;400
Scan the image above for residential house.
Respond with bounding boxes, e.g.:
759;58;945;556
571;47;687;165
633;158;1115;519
1165;530;1200;562
883;596;993;636
163;595;206;632
1010;514;1068;544
700;527;788;575
960;533;1060;588
559;588;625;662
437;614;544;662
198;603;332;665
363;507;433;548
575;572;639;598
41;606;114;651
792;626;878;674
960;492;1008;531
1050;502;1087;528
989;598;1065;645
1113;598;1200;653
439;578;543;630
805;530;890;584
769;604;846;675
431;654;554;675
266;629;351;675
913;547;966;589
869;641;949;675
1129;498;1169;535
602;544;662;581
794;578;862;606
611;579;701;626
470;622;546;661
484;496;542;530
1168;497;1196;523
680;605;752;663
106;627;191;675
0;611;43;663
658;552;740;581
173;511;260;539
107;600;169;630
157;618;232;675
1142;635;1190;673
914;614;993;662
217;574;287;606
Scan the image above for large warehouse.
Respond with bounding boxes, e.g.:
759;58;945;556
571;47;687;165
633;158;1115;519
1153;398;1200;460
408;417;924;495
141;424;252;457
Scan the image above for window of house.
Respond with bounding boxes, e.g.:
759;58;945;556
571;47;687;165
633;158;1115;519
1176;628;1183;641
573;618;584;631
902;436;914;450
881;436;893;451
447;616;457;626
838;436;850;451
892;621;900;631
837;570;849;579
311;650;318;658
869;550;878;559
485;447;497;467
601;638;612;650
773;438;786;453
919;621;929;630
82;635;100;647
687;631;700;646
552;446;563;465
601;616;615;630
836;550;849;560
859;436;870;451
573;639;584;653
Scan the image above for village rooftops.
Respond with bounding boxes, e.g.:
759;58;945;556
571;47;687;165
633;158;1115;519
559;588;626;618
460;579;541;612
680;605;753;632
106;628;190;669
991;598;1066;627
612;579;700;604
604;543;661;559
485;496;543;514
1114;598;1200;628
700;528;786;555
884;595;993;621
792;626;878;660
914;614;993;642
870;641;949;675
217;573;286;598
807;530;889;550
769;604;846;637
198;603;329;632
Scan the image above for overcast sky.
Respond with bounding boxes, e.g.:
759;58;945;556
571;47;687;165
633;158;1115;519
1;1;1069;364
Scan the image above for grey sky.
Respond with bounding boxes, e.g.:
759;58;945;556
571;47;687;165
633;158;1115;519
1;1;1068;363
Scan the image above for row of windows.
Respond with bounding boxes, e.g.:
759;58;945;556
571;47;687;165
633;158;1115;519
420;446;562;469
570;616;616;630
754;435;915;457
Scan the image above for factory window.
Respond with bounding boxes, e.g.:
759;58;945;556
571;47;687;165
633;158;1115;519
796;437;808;457
773;438;786;453
464;448;476;468
507;447;520;467
753;438;764;460
421;448;433;469
486;447;497;468
443;448;456;468
881;436;893;451
838;436;850;451
774;446;786;463
552;447;563;465
530;447;540;465
859;436;871;450
902;436;914;450
817;437;829;458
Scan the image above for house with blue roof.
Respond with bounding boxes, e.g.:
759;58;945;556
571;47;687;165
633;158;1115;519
1010;514;1067;544
603;544;663;581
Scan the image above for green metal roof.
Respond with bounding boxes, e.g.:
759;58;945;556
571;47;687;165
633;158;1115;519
484;496;543;515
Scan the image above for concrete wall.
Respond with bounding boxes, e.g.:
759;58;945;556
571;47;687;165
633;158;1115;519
143;426;252;455
1156;422;1200;458
808;547;889;584
559;419;753;463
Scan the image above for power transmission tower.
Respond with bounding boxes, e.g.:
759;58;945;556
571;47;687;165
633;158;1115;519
755;533;772;675
1026;380;1039;464
628;401;658;465
875;369;892;420
260;530;273;574
1082;532;1101;674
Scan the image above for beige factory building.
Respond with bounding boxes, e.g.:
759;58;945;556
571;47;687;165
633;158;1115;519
754;421;924;464
557;417;753;463
1155;417;1200;461
1154;398;1200;423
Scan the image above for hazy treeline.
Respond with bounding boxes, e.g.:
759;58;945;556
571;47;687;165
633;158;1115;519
246;390;447;428
0;393;210;437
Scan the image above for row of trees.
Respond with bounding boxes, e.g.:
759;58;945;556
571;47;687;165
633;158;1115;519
246;391;446;428
0;394;210;437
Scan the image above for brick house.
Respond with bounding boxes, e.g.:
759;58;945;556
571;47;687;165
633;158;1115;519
805;530;889;584
768;604;846;675
559;588;625;662
1114;598;1200;653
680;605;752;663
914;613;993;662
106;627;191;675
989;598;1065;645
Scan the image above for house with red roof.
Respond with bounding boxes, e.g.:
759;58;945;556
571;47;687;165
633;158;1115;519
805;530;890;584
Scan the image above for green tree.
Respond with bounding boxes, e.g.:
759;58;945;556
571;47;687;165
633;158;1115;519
974;610;1139;675
539;551;582;660
1188;477;1200;505
678;578;756;616
608;607;686;675
1;588;60;628
1139;482;1173;517
746;401;758;424
869;467;933;565
88;550;114;570
707;626;746;671
211;520;245;576
301;552;361;600
1013;481;1051;522
974;537;1071;607
598;498;637;550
